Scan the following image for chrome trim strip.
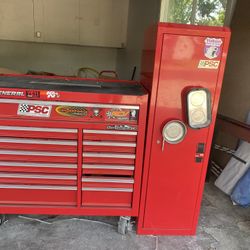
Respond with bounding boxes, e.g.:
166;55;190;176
82;187;133;192
0;184;77;190
0;173;76;180
83;130;137;135
0;150;77;157
82;177;134;183
83;141;136;147
0;99;139;110
82;164;135;170
0;126;77;133
0;162;77;169
0;138;77;146
82;153;135;159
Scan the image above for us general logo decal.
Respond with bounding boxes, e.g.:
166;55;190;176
56;106;88;117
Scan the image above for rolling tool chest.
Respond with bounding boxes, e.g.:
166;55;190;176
0;75;147;220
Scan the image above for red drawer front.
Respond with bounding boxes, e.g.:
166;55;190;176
82;190;132;207
82;164;134;176
81;177;134;207
0;126;77;140
83;145;136;154
0;153;77;164
0;173;77;186
0;185;76;206
0;162;77;175
83;134;136;142
0;140;76;152
83;156;135;165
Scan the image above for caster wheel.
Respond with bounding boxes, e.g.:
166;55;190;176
118;216;131;235
0;215;6;225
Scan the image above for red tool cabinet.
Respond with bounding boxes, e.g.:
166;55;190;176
137;23;231;235
0;75;147;217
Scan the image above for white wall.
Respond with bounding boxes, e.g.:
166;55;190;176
116;0;161;80
0;40;117;76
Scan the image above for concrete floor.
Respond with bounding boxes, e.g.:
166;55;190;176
0;180;250;250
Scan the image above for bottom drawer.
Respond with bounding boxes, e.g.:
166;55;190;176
81;188;133;208
0;185;77;206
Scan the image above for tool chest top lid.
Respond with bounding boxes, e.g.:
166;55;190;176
0;75;147;96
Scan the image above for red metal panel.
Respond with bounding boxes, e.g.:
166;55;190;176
0;188;76;206
138;23;231;235
81;191;132;207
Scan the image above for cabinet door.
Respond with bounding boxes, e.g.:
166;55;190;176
79;0;129;48
0;0;35;42
34;0;79;45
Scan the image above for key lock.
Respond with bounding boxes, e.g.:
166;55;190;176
161;120;187;151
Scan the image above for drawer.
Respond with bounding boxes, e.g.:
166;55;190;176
0;126;77;140
81;177;133;207
83;142;136;154
0;162;77;175
0;150;77;164
0;138;77;152
82;164;134;176
83;130;137;142
0;173;77;186
0;184;77;206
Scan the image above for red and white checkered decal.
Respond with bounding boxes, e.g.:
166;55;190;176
17;103;52;117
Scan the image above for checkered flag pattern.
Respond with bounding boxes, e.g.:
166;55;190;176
18;104;29;113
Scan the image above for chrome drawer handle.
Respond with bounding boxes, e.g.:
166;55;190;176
83;130;137;135
82;187;133;192
0;126;77;133
83;141;136;147
82;177;134;183
82;164;135;170
0;137;77;146
0;173;77;180
0;161;77;169
0;184;77;190
82;153;135;159
0;150;77;157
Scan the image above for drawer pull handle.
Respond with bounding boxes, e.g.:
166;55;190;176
83;141;136;147
0;126;77;133
82;187;133;192
83;153;135;159
82;164;135;170
0;173;77;180
0;138;77;146
0;161;77;168
83;130;137;135
82;178;134;183
0;184;77;190
0;150;77;157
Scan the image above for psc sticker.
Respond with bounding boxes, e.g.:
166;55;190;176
56;106;88;117
17;104;51;117
204;38;223;59
198;60;220;69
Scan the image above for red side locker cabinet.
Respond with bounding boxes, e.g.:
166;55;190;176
138;23;231;235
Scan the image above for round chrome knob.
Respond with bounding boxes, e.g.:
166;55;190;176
162;120;187;144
